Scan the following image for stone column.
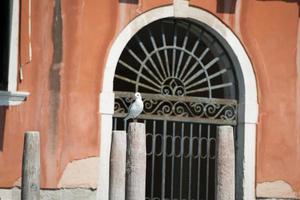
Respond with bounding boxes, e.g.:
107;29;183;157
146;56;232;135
110;131;126;200
21;131;40;200
216;126;235;200
126;122;146;200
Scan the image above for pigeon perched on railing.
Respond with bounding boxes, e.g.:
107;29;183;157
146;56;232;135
124;92;144;121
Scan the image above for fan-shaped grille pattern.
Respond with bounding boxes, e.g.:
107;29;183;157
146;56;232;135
114;18;237;99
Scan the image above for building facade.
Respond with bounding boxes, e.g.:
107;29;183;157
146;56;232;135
0;0;300;199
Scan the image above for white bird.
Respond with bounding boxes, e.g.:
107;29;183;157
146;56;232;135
124;92;144;121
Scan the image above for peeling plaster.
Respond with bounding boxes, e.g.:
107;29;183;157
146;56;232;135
256;180;298;199
13;177;21;187
58;157;99;189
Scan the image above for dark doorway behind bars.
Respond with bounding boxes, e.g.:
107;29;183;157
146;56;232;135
113;18;239;200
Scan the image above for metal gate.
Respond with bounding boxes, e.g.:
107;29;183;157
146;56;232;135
113;18;238;200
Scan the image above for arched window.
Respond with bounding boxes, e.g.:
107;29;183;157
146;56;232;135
113;18;240;200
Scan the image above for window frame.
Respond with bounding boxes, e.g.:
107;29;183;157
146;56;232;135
0;0;29;106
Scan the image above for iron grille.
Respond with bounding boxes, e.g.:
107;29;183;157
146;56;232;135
113;18;239;200
113;118;218;200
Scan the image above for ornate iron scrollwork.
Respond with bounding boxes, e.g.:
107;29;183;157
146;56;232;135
114;92;237;125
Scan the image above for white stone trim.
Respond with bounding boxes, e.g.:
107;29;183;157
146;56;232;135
98;5;258;200
174;0;189;17
0;91;29;106
8;0;20;91
99;92;115;115
97;113;113;200
96;93;115;199
0;0;29;106
241;102;259;124
243;123;257;200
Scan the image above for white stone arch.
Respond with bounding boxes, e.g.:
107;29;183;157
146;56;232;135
97;4;258;200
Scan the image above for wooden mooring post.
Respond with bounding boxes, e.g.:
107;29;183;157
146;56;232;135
110;131;126;200
216;126;235;200
126;122;146;200
21;131;40;200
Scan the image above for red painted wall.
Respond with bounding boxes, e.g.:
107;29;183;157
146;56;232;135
0;0;299;197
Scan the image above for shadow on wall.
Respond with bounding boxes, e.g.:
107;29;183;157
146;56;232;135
217;0;237;13
119;0;138;4
0;106;7;151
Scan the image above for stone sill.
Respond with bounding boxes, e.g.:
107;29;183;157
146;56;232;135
0;90;30;106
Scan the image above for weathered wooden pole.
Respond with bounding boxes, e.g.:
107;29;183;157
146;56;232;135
110;130;126;200
21;131;40;200
126;122;146;200
216;126;235;200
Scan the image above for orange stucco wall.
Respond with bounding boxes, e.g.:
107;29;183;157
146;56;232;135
0;0;300;197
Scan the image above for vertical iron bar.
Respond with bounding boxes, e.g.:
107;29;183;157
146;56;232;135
123;119;127;131
188;123;193;200
205;125;211;200
161;24;171;77
113;118;117;130
161;120;167;199
175;24;191;77
178;40;200;79
151;121;156;199
148;30;168;79
136;37;164;82
197;124;202;200
179;123;184;200
215;126;219;200
172;23;177;76
170;122;176;199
